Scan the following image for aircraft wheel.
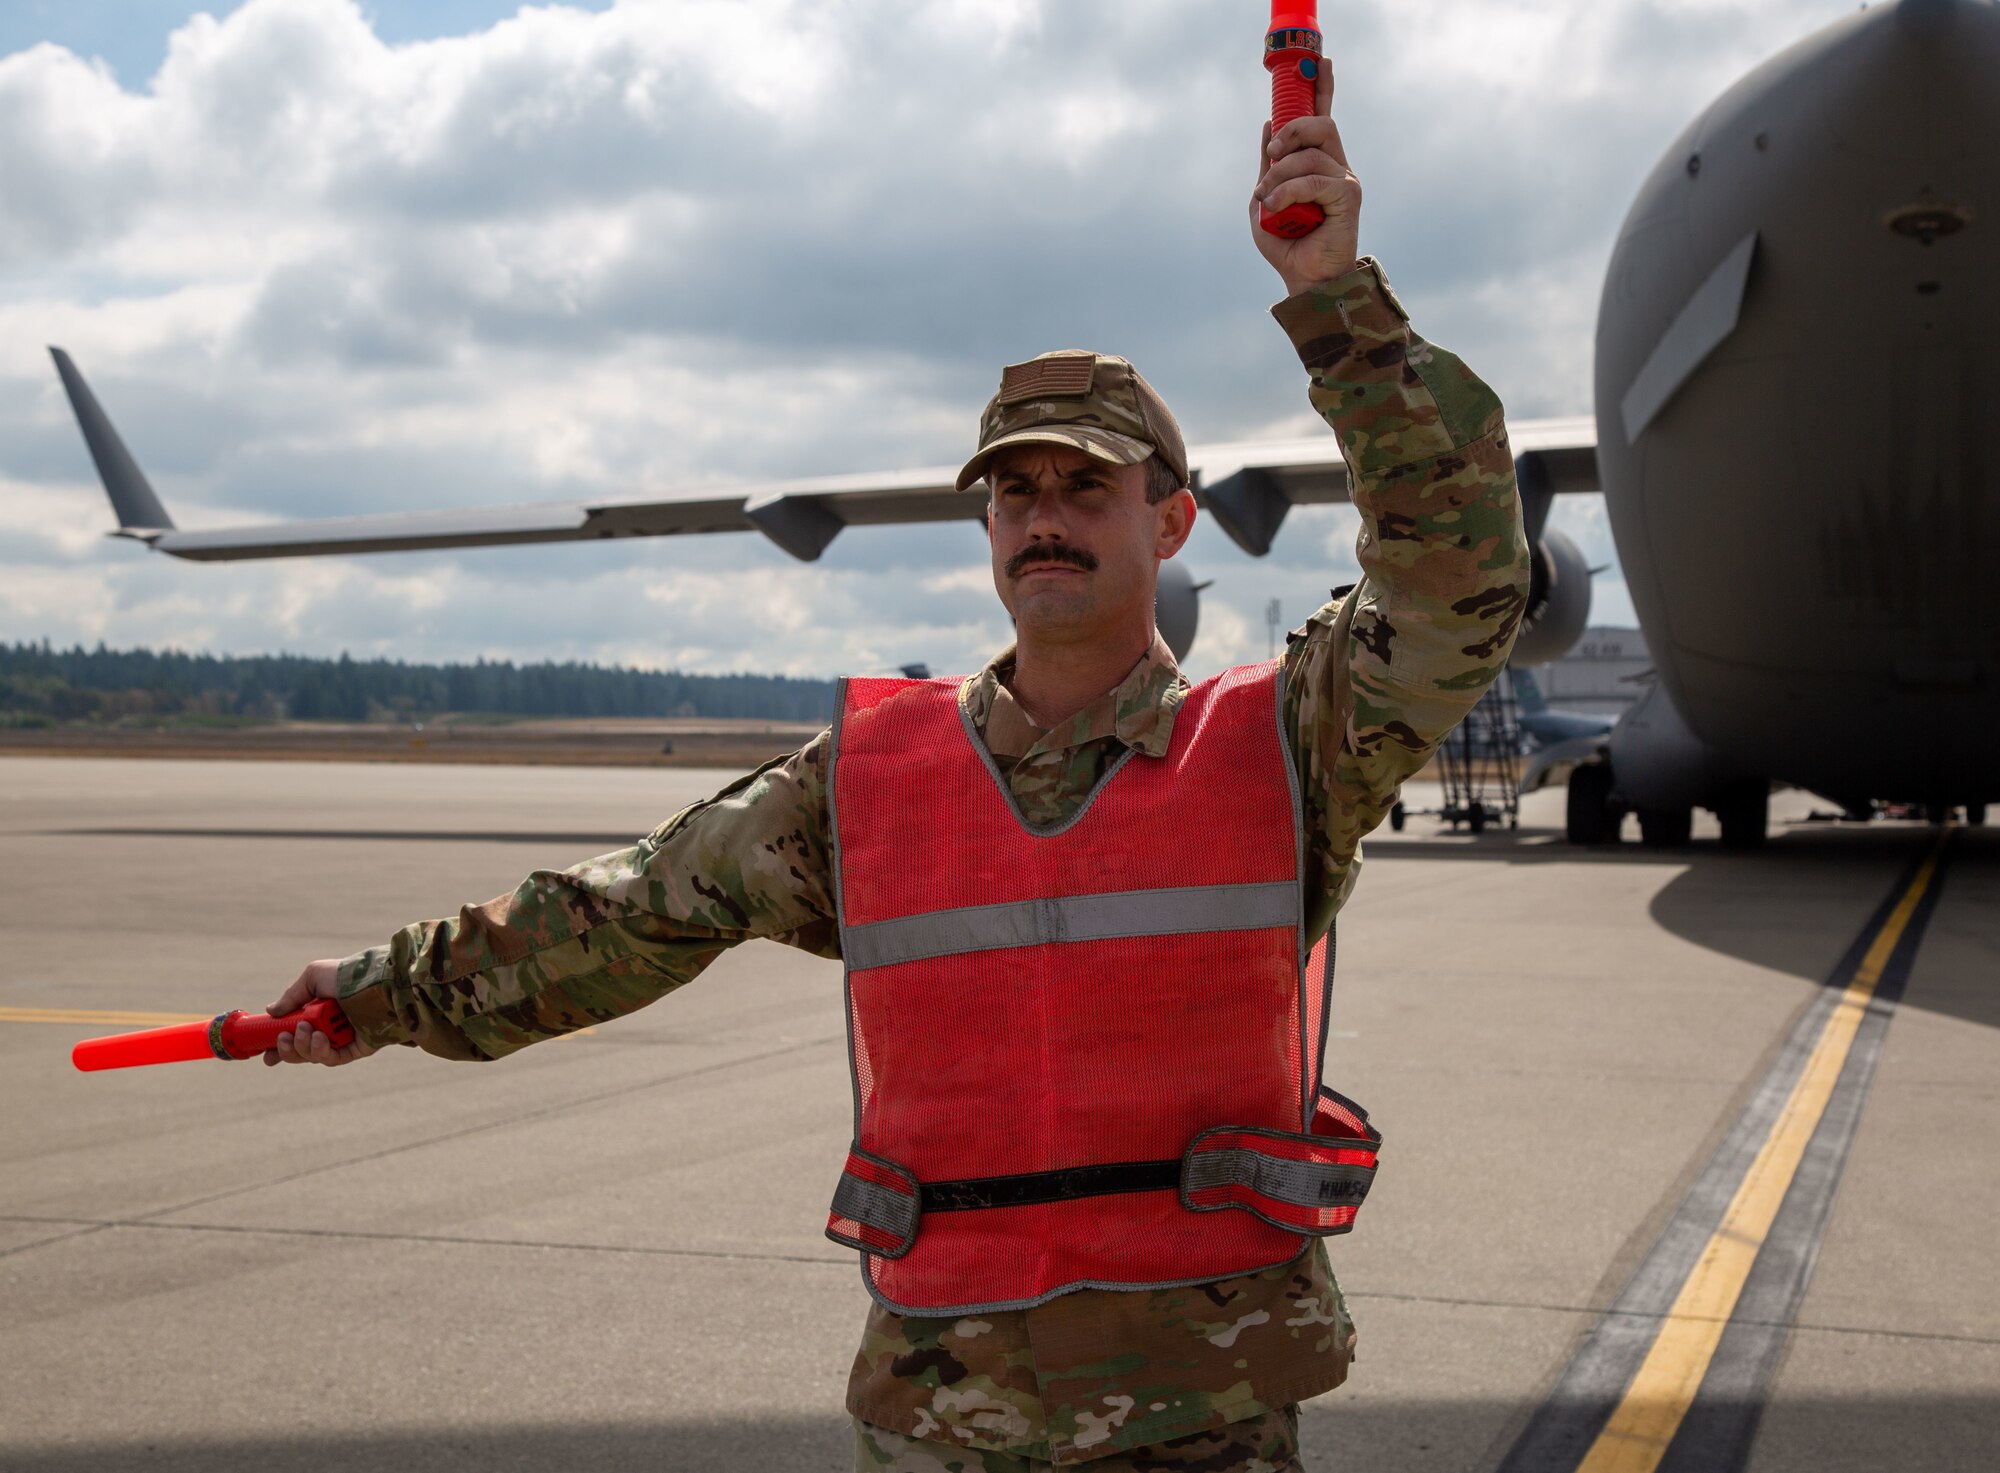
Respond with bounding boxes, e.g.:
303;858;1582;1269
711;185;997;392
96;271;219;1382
1715;781;1769;850
1566;764;1617;845
1966;803;1988;827
1468;801;1488;834
1638;806;1693;847
1389;801;1406;833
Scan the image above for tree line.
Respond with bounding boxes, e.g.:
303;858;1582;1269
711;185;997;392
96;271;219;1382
0;640;836;726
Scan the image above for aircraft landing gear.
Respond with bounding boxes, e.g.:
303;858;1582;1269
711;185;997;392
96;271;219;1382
1389;801;1407;832
1714;780;1769;850
1638;806;1693;847
1565;763;1622;845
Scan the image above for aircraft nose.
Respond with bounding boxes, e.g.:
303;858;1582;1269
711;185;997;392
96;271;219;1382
1897;0;1966;38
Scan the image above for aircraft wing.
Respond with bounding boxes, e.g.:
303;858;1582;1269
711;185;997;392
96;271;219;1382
1189;415;1598;555
49;347;1598;564
136;467;980;565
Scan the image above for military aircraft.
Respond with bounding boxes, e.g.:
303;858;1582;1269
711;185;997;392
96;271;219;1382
1569;0;1998;845
1514;664;1620;803
45;0;1998;851
1511;667;1617;751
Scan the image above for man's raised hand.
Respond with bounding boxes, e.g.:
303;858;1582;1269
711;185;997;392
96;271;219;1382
1251;61;1362;297
264;959;376;1067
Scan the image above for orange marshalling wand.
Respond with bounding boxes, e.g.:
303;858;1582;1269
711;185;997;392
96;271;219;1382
72;998;353;1071
1259;0;1327;239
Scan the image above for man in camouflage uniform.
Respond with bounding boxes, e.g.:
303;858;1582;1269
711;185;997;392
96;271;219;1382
267;70;1527;1472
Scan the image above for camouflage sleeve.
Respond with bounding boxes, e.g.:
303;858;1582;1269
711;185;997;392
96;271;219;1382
1274;258;1530;937
332;731;838;1061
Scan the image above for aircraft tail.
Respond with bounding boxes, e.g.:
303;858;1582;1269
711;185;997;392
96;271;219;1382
1512;665;1551;715
48;348;175;532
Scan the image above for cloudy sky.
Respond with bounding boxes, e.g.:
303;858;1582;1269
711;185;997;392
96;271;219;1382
0;0;1864;680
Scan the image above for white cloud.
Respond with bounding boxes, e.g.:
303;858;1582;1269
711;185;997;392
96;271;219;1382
0;0;1861;679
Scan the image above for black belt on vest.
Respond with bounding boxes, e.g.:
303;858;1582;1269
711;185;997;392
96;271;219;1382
920;1159;1183;1212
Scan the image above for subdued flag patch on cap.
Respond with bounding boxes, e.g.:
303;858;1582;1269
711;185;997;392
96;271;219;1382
996;355;1096;406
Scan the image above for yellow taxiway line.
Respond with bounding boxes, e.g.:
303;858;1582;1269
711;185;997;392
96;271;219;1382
1574;835;1949;1473
0;1006;209;1027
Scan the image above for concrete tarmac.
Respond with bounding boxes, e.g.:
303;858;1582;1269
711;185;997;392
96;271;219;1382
0;757;1993;1471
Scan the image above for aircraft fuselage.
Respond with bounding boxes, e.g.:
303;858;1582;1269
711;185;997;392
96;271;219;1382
1594;0;1998;807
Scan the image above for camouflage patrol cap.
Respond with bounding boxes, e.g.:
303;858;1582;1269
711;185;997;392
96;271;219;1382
956;349;1189;493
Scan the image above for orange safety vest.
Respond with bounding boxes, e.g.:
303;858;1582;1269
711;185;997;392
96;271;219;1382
825;660;1380;1316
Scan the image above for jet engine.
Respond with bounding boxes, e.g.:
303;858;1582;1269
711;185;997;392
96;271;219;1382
1154;560;1211;664
1509;528;1592;668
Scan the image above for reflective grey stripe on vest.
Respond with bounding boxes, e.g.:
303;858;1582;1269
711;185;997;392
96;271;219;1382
831;1171;919;1244
842;881;1300;972
1183;1145;1376;1209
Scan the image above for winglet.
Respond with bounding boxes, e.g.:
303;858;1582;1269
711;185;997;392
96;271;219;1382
48;348;175;532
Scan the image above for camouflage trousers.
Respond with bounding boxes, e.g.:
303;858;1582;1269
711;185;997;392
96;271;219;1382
853;1406;1302;1471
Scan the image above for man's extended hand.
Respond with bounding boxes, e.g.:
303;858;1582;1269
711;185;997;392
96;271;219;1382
1251;59;1361;297
263;959;376;1067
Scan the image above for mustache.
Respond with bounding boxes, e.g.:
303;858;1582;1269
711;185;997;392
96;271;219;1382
1005;544;1099;579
